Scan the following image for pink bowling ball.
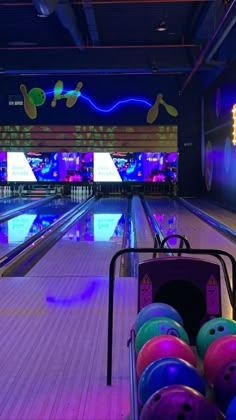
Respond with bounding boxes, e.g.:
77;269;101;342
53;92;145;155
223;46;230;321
136;335;196;378
204;335;236;385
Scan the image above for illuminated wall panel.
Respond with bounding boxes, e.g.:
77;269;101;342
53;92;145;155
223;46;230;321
0;125;177;152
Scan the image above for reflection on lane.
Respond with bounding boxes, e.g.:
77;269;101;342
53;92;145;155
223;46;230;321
62;212;125;243
0;197;38;213
152;210;178;246
0;213;61;256
0;198;81;257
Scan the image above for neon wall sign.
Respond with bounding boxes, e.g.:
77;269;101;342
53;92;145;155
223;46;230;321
233;104;236;146
19;80;178;124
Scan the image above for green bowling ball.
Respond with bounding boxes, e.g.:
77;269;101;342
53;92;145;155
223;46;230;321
196;317;236;359
28;88;46;106
135;316;190;354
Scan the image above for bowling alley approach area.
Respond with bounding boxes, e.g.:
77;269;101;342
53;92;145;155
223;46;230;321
0;1;236;419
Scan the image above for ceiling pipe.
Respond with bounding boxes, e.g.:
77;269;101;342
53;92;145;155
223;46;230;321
0;43;200;50
73;0;214;3
31;0;84;49
0;70;184;76
82;0;100;45
205;16;236;63
0;0;215;5
55;0;84;50
180;0;236;94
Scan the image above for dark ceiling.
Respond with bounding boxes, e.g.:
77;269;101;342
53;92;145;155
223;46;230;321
0;0;235;89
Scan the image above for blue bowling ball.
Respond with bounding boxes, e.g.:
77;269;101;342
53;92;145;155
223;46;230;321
135;302;183;334
226;396;236;420
138;356;206;406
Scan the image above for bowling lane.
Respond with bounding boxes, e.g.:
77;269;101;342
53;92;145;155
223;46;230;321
146;196;236;318
27;197;128;277
0;196;38;213
0;197;81;258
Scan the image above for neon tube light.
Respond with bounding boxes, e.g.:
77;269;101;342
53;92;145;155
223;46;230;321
46;89;152;113
233;104;236;146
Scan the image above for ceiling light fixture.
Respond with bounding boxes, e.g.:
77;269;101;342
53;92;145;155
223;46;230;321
156;20;168;32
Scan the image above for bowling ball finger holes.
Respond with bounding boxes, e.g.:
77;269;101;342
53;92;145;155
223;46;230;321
183;404;191;412
153;394;161;402
209;325;224;335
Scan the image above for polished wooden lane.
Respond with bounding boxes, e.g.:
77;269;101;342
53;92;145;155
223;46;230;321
0;275;137;419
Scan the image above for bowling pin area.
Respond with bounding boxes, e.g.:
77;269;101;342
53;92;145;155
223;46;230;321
0;185;12;196
0;193;236;419
0;182;173;199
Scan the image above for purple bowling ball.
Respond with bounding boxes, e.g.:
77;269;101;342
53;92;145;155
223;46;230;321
214;359;236;413
140;385;224;420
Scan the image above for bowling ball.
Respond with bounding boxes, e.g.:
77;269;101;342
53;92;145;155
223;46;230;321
135;317;189;354
28;88;46;106
136;335;196;378
138;357;206;406
204;335;236;385
140;385;224;420
226;396;236;420
214;359;236;413
196;317;236;359
135;302;183;334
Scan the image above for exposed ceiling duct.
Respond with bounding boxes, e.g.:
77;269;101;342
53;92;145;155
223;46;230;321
32;0;59;16
32;0;84;49
82;0;100;46
180;0;236;94
55;0;84;49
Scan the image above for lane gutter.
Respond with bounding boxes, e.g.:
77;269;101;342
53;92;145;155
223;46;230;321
178;197;236;243
0;196;56;223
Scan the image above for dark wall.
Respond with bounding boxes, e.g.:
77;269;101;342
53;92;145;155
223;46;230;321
178;79;203;197
203;60;236;210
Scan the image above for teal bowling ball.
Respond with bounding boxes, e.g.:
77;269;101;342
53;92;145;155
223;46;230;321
135;302;183;334
196;317;236;359
135;316;189;354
